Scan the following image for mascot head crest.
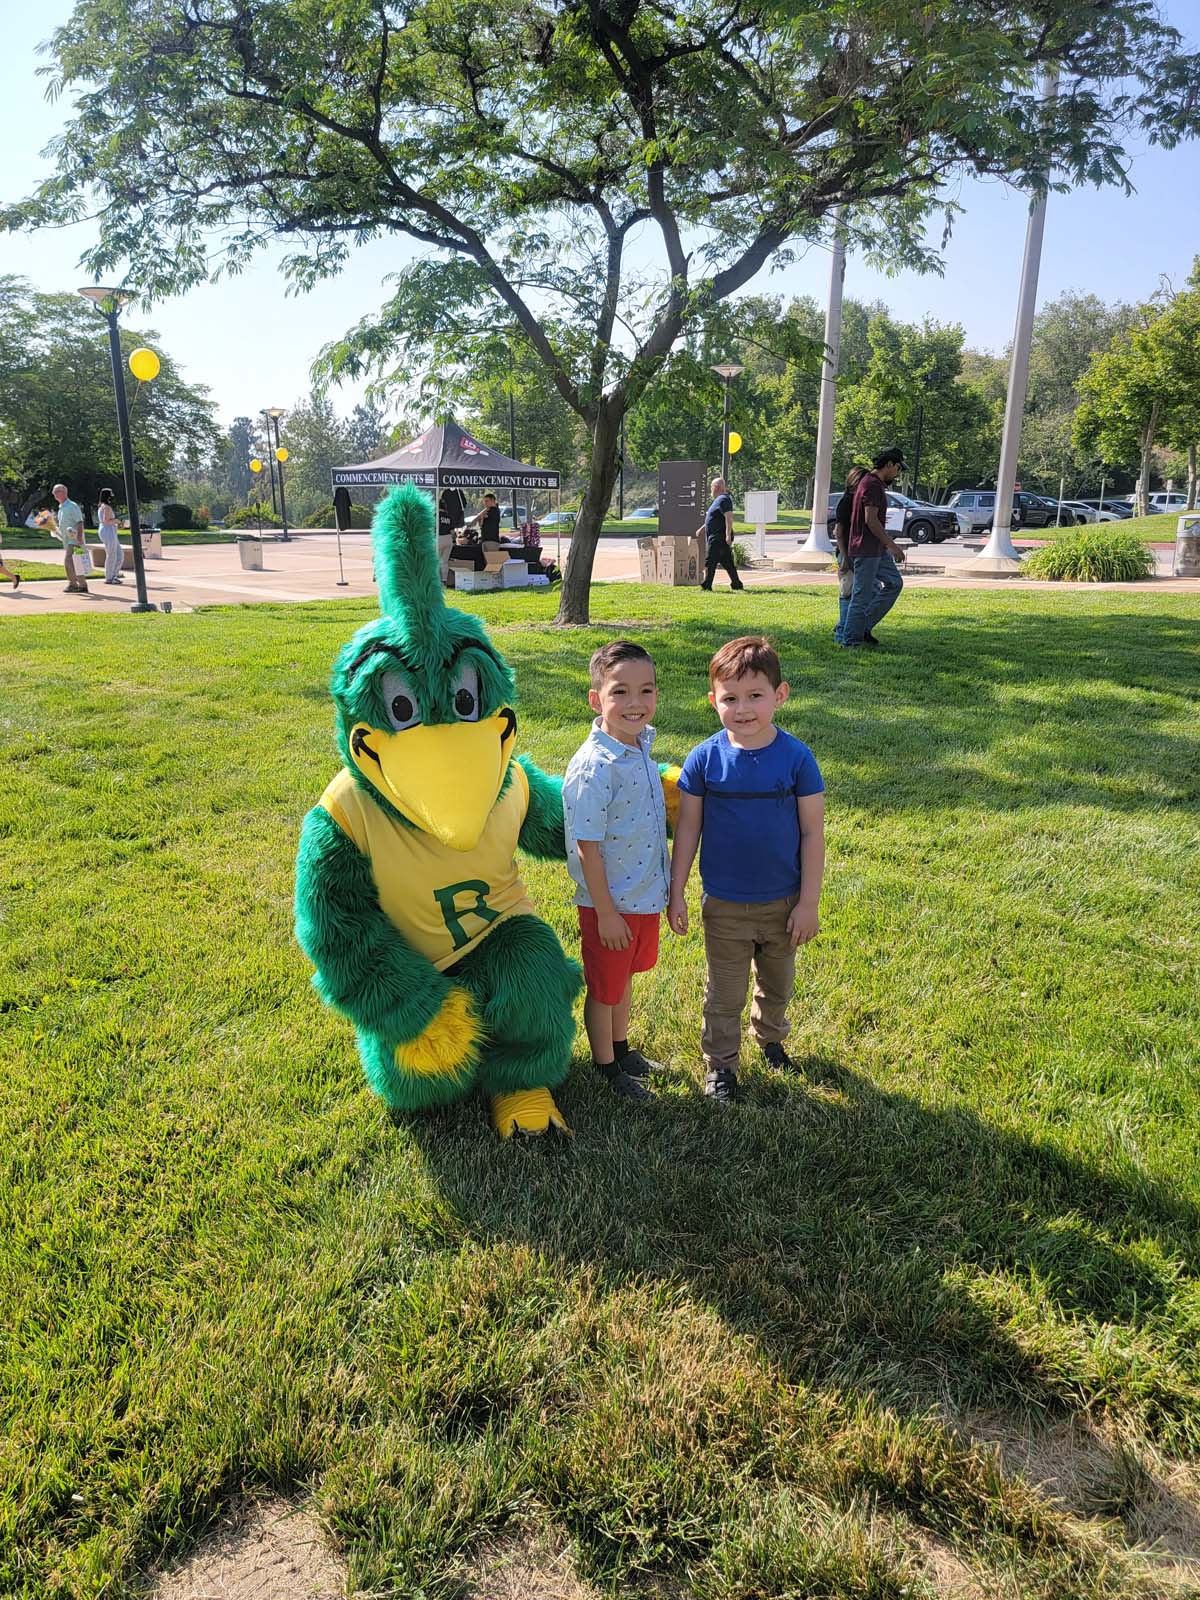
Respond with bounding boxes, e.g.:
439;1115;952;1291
330;485;518;850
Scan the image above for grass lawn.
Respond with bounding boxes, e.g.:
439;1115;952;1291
1;559;73;583
1;584;1198;1599
1031;512;1188;544
10;528;233;553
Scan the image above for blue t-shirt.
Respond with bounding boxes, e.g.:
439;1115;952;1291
678;727;824;902
704;492;733;544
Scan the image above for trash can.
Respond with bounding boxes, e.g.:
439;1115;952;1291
238;536;264;572
1173;514;1200;578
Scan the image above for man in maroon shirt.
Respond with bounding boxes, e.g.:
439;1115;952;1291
842;447;908;648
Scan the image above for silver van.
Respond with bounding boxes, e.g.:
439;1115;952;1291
946;490;997;531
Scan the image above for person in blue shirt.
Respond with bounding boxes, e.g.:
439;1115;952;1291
563;641;671;1103
698;475;744;592
668;636;825;1104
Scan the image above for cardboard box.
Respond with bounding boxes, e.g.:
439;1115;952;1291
453;569;499;592
499;559;530;588
657;536;701;586
638;538;659;583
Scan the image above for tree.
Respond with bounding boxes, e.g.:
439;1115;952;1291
834;315;995;499
7;3;1198;619
1074;266;1200;514
462;336;583;478
346;398;390;465
0;277;217;525
281;387;353;518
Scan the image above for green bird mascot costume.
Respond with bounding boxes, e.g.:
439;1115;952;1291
295;484;582;1138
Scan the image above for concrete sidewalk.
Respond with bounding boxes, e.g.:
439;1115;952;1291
2;531;1196;615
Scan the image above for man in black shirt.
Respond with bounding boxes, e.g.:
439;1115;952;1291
466;492;501;543
698;476;744;591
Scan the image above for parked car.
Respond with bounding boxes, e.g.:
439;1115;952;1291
1075;499;1134;520
538;511;576;529
1058;500;1102;524
1011;492;1077;529
825;490;956;543
498;503;528;529
628;506;658;519
946;490;999;531
886;491;958;543
1138;492;1189;515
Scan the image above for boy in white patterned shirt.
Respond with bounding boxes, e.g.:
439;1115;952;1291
562;641;669;1102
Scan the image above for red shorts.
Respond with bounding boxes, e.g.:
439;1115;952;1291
578;908;661;1004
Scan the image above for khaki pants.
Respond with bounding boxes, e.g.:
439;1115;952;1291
701;894;797;1071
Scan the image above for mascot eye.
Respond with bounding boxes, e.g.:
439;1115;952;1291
452;663;481;722
379;669;422;732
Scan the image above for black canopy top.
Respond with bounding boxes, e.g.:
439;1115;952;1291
331;419;560;493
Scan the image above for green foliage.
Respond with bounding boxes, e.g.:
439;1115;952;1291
302;502;373;529
225;504;282;529
1024;528;1156;581
1;586;1199;1596
160;501;194;530
0;276;217;525
6;0;1198;618
281;388;353;511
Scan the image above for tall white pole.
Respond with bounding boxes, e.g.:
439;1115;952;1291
976;71;1059;571
802;207;846;555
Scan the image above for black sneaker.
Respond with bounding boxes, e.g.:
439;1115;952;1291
863;631;881;647
619;1048;663;1080
704;1068;739;1105
761;1042;796;1073
611;1069;654;1102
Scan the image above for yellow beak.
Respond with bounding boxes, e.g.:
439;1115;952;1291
350;711;517;851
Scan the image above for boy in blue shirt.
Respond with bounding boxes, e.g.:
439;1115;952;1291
668;636;825;1103
563;640;671;1103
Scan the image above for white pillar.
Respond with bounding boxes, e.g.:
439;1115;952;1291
802;207;846;556
976;72;1058;571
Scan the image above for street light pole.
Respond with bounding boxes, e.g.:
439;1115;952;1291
261;410;280;517
804;206;846;557
976;69;1059;572
266;408;290;541
710;363;744;486
78;288;156;613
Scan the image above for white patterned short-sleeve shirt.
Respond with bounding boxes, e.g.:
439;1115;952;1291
562;720;670;914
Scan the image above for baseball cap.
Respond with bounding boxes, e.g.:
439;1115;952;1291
873;448;907;470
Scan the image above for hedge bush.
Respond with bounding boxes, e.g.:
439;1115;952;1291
226;505;283;530
1024;528;1155;583
160;502;194;530
302;502;374;529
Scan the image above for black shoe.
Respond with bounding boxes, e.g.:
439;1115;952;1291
732;583;745;591
761;1042;796;1073
704;1068;740;1105
700;584;712;591
611;1069;654;1102
863;631;881;646
597;1060;655;1101
619;1048;663;1080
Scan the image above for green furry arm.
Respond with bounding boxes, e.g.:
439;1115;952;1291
516;754;568;860
295;805;449;1042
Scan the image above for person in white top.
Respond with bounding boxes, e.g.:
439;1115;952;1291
96;488;124;584
52;482;88;593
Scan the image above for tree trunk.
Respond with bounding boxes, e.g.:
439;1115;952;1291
1135;402;1160;517
556;403;622;626
1186;442;1197;512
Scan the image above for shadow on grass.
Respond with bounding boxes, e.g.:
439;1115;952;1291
406;1055;1199;1439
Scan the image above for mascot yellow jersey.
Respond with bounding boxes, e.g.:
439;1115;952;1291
318;763;535;970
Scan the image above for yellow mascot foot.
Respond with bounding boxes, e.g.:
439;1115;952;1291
491;1087;572;1139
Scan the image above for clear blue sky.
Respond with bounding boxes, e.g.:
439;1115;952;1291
3;1;1198;428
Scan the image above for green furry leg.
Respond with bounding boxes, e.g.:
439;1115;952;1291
355;1028;478;1112
450;914;582;1097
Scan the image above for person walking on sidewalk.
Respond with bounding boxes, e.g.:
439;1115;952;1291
699;476;744;592
96;488;124;584
841;449;906;648
52;482;89;594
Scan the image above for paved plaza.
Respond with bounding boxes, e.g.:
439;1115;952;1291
0;530;1191;614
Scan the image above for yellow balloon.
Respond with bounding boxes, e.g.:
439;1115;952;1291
129;347;160;382
727;431;743;455
249;458;264;473
274;446;289;463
